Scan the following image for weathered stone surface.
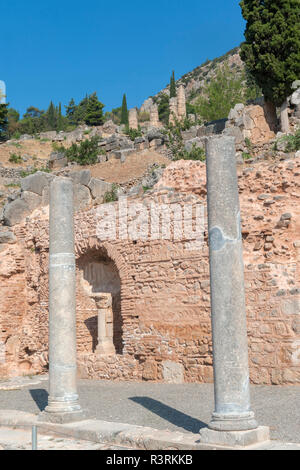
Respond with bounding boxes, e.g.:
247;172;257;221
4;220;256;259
162;361;184;384
73;184;92;211
0;230;17;244
21;191;42;211
149;104;160;128
3;199;30;226
225;103;275;147
0;154;300;384
40;177;84;423
69;170;91;187
49;152;68;169
206;135;258;432
21;171;51;196
88;178;112;200
102;120;118;135
177;85;186;120
39;131;57;140
169;97;178;125
128;109;138;130
184;137;205;152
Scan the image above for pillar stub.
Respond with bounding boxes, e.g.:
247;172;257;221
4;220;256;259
199;426;270;447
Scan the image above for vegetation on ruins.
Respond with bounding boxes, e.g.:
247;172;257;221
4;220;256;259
170;71;177;98
121;94;129;126
164;117;206;161
240;0;300;132
125;127;142;141
158;94;170;126
193;65;260;122
53;136;101;166
8;153;22;164
104;106;122;124
103;183;119;203
273;128;300;152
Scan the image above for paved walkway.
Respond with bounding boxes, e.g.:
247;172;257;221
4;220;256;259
0;378;299;444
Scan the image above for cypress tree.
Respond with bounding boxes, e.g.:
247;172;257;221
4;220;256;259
170;71;177;98
240;0;300;132
121;94;129;126
47;101;56;130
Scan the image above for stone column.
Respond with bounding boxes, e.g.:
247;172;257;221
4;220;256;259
177;84;186;120
150;104;160;128
91;293;116;355
128;108;138;130
169;97;178;125
39;177;84;423
200;136;269;446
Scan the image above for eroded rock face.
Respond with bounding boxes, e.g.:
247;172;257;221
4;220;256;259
224;103;276;148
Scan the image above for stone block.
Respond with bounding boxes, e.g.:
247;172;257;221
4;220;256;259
162;361;184;384
0;230;17;244
184;137;205;153
88;178;112;200
21;171;52;196
3;199;30;226
21;191;42;211
69;169;91;186
73;184;92;211
199;426;270;447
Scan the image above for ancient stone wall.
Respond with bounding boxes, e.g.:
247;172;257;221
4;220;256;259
0;158;299;384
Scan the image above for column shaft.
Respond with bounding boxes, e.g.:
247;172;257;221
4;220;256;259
206;136;257;431
41;177;83;422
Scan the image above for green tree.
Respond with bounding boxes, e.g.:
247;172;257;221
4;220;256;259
7;108;20;137
46;101;56;129
121;94;128;126
170;70;177;98
0;103;8;141
65;98;77;125
158;94;170;125
85;92;104;126
57;103;64;131
194;65;249;122
240;0;300;132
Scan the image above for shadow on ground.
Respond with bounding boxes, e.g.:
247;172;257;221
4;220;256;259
29;389;49;412
129;396;206;433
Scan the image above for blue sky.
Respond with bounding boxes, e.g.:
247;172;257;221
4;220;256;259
1;0;246;117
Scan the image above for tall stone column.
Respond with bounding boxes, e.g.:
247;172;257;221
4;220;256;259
177;84;186;120
39;177;84;423
128;108;138;130
200;136;269;446
169;97;178;125
150;104;160;128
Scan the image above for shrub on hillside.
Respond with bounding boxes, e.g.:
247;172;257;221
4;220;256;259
56;137;101;165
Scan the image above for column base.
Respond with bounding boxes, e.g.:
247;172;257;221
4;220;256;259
96;342;116;356
199;426;270;447
38;409;86;424
208;411;258;431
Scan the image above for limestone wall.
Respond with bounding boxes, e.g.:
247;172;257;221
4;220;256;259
0;157;299;385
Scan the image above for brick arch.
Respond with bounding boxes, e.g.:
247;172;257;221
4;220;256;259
75;237;128;282
75;237;128;355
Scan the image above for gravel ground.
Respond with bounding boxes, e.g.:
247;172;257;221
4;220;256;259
0;379;299;444
0;427;131;450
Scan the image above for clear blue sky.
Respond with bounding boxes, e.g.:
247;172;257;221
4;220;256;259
1;0;246;117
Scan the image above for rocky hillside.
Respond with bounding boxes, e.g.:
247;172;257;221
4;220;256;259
140;47;256;120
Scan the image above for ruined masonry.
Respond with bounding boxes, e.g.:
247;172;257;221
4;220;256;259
0;149;299;385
